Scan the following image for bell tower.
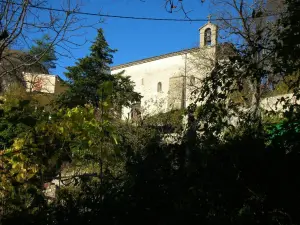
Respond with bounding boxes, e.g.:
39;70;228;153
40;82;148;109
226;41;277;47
199;15;218;48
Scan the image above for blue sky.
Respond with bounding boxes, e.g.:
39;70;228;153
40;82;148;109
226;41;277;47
52;0;212;79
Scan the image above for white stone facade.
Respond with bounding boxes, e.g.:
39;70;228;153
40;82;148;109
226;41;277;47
111;22;218;120
23;72;64;94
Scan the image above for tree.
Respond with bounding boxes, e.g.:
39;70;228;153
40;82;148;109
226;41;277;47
0;0;96;92
271;0;300;100
57;28;141;112
29;34;58;73
179;0;290;144
0;85;119;222
0;87;58;219
273;0;300;74
2;1;300;225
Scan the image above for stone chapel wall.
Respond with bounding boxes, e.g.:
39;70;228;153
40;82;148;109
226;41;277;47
111;22;219;120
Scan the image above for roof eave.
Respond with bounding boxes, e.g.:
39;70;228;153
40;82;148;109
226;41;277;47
111;47;199;71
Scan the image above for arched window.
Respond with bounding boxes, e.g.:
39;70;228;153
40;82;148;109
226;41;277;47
190;76;195;86
141;78;144;85
157;82;162;92
204;28;212;46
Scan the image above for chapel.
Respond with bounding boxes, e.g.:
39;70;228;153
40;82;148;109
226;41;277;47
111;20;219;120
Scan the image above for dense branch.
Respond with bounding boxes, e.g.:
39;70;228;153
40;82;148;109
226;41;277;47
0;0;101;91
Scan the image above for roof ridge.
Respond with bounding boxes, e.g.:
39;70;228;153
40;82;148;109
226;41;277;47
111;47;199;71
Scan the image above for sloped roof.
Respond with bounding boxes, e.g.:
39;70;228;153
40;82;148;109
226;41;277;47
111;47;199;71
0;49;52;93
111;43;235;71
0;49;48;75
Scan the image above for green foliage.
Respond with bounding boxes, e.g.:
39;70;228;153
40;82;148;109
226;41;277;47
143;109;184;133
273;0;300;76
0;84;119;221
29;34;58;73
262;112;284;126
0;87;37;150
0;88;52;218
270;72;300;96
2;1;300;224
5;117;300;225
57;29;141;110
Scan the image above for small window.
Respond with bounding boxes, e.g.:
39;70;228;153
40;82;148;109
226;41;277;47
157;82;162;92
190;76;195;86
141;78;144;85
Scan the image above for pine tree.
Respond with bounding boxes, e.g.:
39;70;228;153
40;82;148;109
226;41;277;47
29;34;58;73
58;28;141;111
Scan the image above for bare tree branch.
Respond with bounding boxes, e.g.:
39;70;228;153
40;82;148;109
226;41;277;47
0;0;101;91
